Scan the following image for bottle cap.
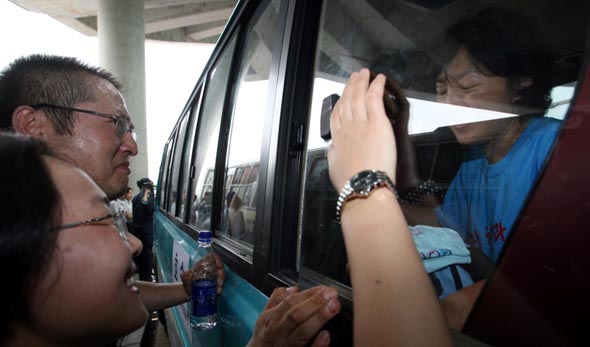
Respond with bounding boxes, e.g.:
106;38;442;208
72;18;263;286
198;230;213;243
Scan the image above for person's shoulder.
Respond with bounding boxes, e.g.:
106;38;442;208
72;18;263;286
518;116;560;148
522;117;562;165
529;116;561;133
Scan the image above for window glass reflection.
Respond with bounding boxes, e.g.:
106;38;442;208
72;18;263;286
190;36;237;230
168;113;189;218
218;0;281;250
300;0;581;308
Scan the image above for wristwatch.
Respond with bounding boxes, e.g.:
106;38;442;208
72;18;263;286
336;169;398;222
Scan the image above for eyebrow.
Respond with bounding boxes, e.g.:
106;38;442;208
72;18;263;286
105;106;130;120
436;70;483;83
447;70;483;81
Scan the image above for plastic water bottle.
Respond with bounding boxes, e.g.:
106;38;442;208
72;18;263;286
190;230;217;330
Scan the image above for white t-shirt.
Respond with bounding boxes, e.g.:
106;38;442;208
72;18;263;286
110;198;132;220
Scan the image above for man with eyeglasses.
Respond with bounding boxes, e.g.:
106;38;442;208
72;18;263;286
0;54;341;347
0;55;137;201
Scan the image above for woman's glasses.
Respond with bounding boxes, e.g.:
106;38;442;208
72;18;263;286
50;208;129;242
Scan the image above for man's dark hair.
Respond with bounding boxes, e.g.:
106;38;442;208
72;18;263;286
0;132;61;342
0;54;123;134
443;8;553;113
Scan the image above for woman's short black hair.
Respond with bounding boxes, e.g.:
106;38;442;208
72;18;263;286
444;7;553;113
0;132;61;342
371;49;441;94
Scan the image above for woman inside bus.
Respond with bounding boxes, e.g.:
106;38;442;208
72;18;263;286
404;8;559;263
397;8;560;328
435;8;558;262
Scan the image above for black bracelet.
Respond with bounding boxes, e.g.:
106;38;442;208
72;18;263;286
400;180;445;205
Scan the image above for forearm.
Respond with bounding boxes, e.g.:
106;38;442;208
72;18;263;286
341;189;452;347
137;281;190;311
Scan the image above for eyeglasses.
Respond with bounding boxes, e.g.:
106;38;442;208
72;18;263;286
50;209;129;242
33;103;137;140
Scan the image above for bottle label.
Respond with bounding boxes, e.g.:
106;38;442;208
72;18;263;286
192;278;217;317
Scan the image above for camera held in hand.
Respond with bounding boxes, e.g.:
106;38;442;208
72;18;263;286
320;70;402;140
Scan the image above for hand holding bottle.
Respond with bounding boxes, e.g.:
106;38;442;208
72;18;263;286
181;252;225;296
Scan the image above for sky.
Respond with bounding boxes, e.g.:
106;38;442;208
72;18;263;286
0;1;214;181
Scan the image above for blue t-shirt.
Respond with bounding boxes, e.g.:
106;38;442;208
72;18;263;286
435;117;561;262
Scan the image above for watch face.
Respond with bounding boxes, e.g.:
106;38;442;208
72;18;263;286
350;170;379;194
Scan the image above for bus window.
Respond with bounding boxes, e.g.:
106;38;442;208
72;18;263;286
299;0;585;310
217;0;281;252
190;35;237;231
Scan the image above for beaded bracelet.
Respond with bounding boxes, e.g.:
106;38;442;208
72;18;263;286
400;180;445;205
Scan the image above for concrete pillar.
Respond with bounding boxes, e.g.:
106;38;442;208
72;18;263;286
97;0;148;190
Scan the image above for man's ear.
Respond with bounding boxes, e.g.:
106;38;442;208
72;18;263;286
12;106;54;138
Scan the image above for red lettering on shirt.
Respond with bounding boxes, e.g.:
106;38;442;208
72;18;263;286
494;222;507;242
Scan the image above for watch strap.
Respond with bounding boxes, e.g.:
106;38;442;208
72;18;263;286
336;170;398;222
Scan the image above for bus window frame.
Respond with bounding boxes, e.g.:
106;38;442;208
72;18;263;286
162;129;178;212
156;136;173;209
176;87;204;223
167;110;191;219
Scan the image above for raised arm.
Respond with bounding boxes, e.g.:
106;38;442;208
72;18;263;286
328;68;452;346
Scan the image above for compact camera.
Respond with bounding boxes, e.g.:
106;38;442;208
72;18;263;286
320;71;400;140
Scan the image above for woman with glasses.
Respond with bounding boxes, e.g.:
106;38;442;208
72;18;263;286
0;133;147;346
